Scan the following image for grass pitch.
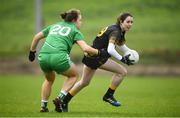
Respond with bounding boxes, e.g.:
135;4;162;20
0;74;180;117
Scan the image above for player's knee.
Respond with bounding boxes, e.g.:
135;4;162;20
118;68;127;77
122;68;128;77
45;79;54;85
73;73;79;82
71;70;79;77
68;72;79;83
45;71;55;82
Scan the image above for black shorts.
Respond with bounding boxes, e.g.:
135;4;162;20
82;55;109;69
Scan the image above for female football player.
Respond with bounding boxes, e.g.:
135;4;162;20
28;9;106;112
60;12;134;112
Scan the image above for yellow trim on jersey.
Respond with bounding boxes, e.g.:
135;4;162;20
97;27;108;37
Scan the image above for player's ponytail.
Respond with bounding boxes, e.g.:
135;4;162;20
60;12;67;19
60;9;81;22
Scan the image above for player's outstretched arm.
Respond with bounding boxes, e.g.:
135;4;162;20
76;40;109;57
76;40;99;56
30;32;44;51
29;32;44;62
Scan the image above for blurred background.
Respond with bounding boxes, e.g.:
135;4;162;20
0;0;180;117
0;0;180;75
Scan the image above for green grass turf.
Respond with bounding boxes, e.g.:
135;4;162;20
0;74;180;117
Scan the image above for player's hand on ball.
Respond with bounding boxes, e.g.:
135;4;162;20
121;54;134;65
29;51;36;62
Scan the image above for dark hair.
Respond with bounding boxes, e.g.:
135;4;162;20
60;9;81;22
116;12;133;25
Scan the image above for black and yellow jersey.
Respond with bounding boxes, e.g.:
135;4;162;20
92;24;126;50
82;24;126;69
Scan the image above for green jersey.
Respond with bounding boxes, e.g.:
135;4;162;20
40;21;84;54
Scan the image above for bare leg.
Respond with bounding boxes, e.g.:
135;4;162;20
53;64;79;112
53;64;94;112
40;71;55;112
41;71;55;101
69;65;96;96
61;63;79;93
99;59;127;106
100;59;127;89
57;65;96;112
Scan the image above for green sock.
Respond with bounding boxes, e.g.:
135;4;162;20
58;91;67;100
41;100;48;108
